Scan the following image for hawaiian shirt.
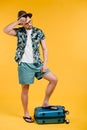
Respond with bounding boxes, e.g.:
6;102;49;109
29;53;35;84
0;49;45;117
14;27;45;65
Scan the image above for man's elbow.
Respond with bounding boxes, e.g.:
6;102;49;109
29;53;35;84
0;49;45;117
3;28;9;34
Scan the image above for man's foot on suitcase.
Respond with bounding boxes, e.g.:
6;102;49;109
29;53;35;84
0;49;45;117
23;116;34;123
42;105;58;110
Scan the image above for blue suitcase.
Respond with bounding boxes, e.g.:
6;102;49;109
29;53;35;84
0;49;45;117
34;106;69;124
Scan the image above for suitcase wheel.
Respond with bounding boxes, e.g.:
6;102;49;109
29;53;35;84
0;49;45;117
65;110;69;115
65;119;70;124
62;106;65;109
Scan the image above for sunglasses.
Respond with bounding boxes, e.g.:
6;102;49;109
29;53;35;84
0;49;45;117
25;20;32;25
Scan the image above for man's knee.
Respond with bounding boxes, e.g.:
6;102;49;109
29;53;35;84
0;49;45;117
54;76;58;84
51;76;58;85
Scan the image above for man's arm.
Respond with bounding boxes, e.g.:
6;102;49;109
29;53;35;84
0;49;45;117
3;21;20;36
3;17;27;36
40;39;48;72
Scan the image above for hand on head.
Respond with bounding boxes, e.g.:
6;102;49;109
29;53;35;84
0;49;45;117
17;10;32;26
18;17;27;25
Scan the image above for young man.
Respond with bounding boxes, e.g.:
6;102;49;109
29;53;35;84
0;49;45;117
3;10;58;123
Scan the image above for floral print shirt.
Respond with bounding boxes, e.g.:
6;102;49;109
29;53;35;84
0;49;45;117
14;27;45;65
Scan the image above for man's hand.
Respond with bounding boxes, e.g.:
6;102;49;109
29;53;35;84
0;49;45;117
18;17;27;25
41;64;47;72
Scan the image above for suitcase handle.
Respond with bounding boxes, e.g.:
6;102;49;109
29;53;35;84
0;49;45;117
42;113;45;116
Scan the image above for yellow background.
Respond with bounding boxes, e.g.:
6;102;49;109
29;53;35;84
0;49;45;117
0;0;87;130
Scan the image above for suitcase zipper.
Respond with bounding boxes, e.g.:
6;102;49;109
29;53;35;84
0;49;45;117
34;115;65;119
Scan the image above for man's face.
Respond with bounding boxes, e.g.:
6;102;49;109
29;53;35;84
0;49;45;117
23;17;33;30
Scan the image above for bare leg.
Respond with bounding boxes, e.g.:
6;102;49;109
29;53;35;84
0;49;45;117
42;72;58;107
21;84;34;122
21;84;30;117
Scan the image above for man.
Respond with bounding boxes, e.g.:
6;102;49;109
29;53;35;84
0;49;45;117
3;10;58;123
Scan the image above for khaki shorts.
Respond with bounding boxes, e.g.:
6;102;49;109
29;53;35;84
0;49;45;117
18;62;50;84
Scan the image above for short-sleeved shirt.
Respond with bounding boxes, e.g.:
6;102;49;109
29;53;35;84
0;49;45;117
14;26;45;66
